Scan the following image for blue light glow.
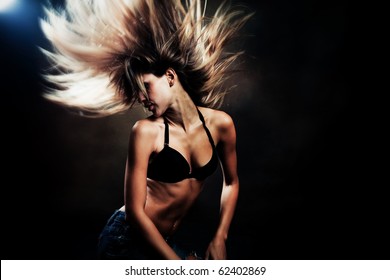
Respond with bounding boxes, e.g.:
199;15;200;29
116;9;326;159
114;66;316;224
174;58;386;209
0;0;17;12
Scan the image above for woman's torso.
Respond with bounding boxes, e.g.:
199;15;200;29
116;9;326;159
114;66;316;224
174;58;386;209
123;107;220;237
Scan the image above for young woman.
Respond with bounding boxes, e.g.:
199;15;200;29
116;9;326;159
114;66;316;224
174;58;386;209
40;0;252;259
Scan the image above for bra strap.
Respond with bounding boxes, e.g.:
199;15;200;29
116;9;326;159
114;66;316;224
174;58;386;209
196;108;216;148
164;119;169;145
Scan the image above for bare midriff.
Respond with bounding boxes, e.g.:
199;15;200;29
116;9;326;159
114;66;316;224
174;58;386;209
120;177;204;237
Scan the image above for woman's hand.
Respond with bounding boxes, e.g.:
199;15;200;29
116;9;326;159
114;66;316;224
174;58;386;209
205;236;227;260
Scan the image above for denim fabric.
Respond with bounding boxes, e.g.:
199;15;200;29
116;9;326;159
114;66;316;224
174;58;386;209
97;209;203;260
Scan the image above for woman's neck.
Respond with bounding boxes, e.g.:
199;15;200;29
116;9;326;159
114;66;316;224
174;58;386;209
164;90;200;132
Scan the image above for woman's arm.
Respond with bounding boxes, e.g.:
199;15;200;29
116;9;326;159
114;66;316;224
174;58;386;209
205;112;239;260
124;120;181;260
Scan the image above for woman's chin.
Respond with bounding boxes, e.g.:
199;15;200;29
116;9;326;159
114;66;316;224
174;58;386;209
150;109;159;117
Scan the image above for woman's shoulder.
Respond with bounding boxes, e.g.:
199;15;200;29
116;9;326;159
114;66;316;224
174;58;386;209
131;117;164;138
198;107;234;130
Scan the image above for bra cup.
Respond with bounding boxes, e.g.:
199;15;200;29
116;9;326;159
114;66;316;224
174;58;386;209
147;146;190;183
147;145;218;183
189;149;219;181
147;109;219;183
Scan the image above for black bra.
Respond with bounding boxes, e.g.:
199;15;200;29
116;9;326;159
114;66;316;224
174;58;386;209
147;109;219;183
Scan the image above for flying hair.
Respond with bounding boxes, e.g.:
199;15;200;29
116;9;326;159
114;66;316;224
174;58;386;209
39;0;253;116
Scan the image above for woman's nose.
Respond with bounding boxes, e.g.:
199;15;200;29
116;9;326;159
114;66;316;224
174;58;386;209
138;93;150;106
138;92;147;103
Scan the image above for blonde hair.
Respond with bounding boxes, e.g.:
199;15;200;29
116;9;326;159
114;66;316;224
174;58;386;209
40;0;253;116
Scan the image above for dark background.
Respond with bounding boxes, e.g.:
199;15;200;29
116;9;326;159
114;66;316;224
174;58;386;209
1;0;386;260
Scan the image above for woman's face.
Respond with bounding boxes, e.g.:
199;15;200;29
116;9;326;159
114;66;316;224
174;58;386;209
139;73;172;117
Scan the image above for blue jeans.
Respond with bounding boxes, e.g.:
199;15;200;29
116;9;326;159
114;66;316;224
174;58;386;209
97;209;203;260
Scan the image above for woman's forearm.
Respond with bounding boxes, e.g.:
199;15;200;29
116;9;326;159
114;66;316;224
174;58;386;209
215;180;239;240
126;210;181;260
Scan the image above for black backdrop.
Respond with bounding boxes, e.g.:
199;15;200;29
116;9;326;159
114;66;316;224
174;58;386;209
1;0;386;260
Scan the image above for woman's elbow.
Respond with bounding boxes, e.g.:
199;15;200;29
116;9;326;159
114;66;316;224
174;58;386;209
125;206;145;224
224;174;239;188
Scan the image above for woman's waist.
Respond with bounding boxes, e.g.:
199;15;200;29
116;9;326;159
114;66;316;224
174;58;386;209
118;205;185;238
